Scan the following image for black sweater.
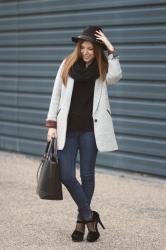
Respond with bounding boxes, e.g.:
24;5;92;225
67;77;95;132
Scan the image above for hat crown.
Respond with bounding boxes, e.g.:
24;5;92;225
71;25;107;50
81;25;102;39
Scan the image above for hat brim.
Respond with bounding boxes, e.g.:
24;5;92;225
71;35;107;50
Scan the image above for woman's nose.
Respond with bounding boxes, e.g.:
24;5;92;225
83;49;88;55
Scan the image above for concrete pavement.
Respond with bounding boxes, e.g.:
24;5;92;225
0;151;166;250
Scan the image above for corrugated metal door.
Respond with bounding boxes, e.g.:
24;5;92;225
0;0;166;176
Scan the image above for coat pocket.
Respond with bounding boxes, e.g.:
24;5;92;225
57;108;61;116
107;109;112;117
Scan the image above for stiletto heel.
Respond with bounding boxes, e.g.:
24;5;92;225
98;217;105;229
71;220;85;242
85;210;105;242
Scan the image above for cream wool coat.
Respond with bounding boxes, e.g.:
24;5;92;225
46;53;122;152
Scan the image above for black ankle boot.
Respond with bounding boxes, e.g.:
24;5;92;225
85;211;105;242
71;220;85;242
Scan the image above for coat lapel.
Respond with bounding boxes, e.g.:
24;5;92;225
66;76;74;100
93;79;103;115
62;76;74;112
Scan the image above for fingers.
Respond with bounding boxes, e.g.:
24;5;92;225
47;135;56;142
94;30;111;49
95;30;105;37
47;135;55;142
47;128;57;141
94;30;106;42
95;30;103;34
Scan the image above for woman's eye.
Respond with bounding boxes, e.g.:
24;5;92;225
81;47;93;50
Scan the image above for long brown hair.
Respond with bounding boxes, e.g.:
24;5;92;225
61;40;108;86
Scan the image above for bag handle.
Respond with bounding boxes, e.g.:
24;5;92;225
52;138;58;159
36;138;57;183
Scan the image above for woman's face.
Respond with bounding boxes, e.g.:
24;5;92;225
80;41;95;64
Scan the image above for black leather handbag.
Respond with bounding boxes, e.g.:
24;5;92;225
36;138;63;200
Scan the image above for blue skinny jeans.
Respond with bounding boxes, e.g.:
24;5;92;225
57;130;98;221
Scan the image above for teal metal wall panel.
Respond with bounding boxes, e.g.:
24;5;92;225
0;0;166;176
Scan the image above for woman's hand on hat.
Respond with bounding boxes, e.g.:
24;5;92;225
95;30;115;51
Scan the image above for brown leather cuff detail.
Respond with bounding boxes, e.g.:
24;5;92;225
45;120;57;128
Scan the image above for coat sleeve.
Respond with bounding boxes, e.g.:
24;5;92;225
106;53;123;85
45;59;65;128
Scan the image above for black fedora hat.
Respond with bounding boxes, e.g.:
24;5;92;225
71;25;107;50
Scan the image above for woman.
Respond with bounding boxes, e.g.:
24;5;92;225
46;25;122;242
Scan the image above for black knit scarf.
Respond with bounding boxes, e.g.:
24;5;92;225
69;58;100;82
